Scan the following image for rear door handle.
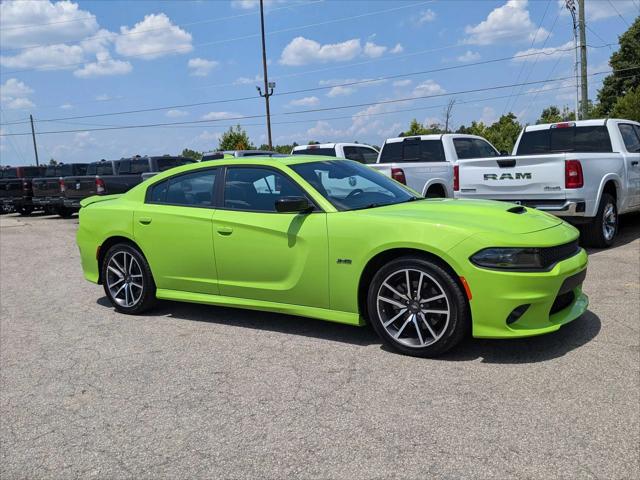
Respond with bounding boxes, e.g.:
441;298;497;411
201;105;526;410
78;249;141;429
632;161;639;166
138;217;152;225
217;226;233;235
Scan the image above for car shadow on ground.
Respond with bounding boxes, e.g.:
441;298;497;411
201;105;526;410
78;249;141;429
97;297;601;364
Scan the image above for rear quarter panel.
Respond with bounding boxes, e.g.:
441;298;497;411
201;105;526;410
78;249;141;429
77;198;136;282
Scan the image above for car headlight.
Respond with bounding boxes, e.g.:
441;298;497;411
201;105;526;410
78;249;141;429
470;247;544;270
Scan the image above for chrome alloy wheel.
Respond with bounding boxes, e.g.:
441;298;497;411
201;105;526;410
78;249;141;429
602;202;617;242
376;268;450;348
106;251;144;308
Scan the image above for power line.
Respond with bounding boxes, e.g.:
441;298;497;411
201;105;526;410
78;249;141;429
1;42;617;127
0;1;433;75
501;0;552;116
0;1;324;53
607;0;631;27
2;68;635;137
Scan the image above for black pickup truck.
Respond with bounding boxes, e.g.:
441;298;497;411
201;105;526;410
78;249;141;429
32;163;88;217
0;165;47;215
62;156;196;211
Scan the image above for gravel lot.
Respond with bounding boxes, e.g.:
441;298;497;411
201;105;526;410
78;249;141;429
1;212;638;479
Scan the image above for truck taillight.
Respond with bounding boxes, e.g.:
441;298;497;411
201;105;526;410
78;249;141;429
565;160;583;189
391;167;406;185
95;177;106;194
22;181;29;191
453;165;459;192
59;178;66;193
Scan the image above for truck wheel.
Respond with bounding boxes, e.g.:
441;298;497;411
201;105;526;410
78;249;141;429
56;207;73;218
102;243;157;314
581;193;617;248
366;256;469;357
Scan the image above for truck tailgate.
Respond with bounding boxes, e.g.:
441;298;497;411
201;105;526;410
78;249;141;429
64;176;98;199
458;154;567;200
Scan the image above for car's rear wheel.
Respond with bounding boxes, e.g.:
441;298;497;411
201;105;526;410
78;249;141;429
367;256;469;357
102;243;156;314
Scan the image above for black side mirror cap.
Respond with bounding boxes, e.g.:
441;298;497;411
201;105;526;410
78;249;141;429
275;196;312;213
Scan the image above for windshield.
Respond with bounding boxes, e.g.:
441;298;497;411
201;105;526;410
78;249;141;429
290;160;419;211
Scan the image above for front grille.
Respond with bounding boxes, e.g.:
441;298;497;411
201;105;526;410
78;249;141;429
539;240;580;269
550;290;575;314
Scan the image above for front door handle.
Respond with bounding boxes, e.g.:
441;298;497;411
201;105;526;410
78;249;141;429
217;226;233;235
631;161;639;166
138;217;152;225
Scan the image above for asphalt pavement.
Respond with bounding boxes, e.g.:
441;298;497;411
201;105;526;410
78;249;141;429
1;212;638;479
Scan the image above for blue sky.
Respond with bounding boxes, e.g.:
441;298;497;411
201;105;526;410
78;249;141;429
1;0;638;164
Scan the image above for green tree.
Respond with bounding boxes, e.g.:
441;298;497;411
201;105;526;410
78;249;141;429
48;158;58;166
399;118;444;136
484;113;522;153
308;140;320;145
611;86;640;121
218;125;254;151
537;105;575;124
181;148;202;161
597;17;640;115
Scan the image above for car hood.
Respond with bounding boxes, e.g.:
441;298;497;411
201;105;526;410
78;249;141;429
357;198;563;235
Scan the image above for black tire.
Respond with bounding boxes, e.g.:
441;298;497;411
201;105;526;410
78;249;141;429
581;193;617;248
366;256;469;357
56;207;73;218
101;243;157;314
18;206;33;216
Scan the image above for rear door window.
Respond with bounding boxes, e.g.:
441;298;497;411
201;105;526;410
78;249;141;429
379;139;445;163
619;124;640;153
359;147;379;164
343;146;364;163
131;159;150;174
95;162;114;176
453;138;499;159
156;157;196;171
148;169;216;207
517;125;613;154
292;147;336;156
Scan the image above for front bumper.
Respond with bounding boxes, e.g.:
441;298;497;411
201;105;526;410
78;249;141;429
451;229;589;338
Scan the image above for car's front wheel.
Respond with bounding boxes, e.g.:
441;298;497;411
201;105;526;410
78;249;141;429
102;243;157;314
367;256;469;357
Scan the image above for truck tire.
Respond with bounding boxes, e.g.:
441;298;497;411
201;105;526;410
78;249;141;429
581;193;617;248
18;206;33;216
56;207;73;218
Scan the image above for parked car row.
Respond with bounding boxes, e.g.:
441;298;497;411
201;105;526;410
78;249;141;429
0;155;197;217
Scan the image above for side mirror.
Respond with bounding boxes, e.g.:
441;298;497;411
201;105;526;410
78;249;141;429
275;196;312;213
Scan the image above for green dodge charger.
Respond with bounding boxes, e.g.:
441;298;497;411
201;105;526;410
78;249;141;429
77;156;589;357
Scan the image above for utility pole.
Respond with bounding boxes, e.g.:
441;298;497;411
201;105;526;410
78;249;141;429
29;114;39;166
566;0;580;119
578;0;588;119
257;0;274;150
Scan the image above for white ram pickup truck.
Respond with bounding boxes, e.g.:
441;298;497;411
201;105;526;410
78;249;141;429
456;119;640;247
370;134;502;198
291;143;379;163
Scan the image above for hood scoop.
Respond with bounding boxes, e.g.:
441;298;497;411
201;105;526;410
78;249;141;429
507;205;527;214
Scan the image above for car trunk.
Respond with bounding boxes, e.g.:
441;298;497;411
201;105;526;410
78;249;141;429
458;154;568;201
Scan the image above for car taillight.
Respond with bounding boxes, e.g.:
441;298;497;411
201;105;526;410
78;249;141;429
565;160;583;189
391;167;406;185
453;165;459;192
95;177;106;194
59;178;66;193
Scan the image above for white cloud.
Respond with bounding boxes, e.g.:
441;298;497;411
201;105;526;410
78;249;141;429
115;13;192;59
188;57;218;76
465;0;549;45
327;86;357;97
0;0;99;49
363;41;387;58
558;0;638;22
390;43;404;54
201;111;239;121
288;96;320;107
480;106;497;124
234;74;262;85
513;41;575;62
73;51;132;78
306;121;344;139
457;50;481;62
95;94;111;101
417;9;436;24
0;78;35;109
413;80;446;97
60;103;73;110
393;79;412;88
1;43;85;70
166;109;189;118
280;37;361;66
